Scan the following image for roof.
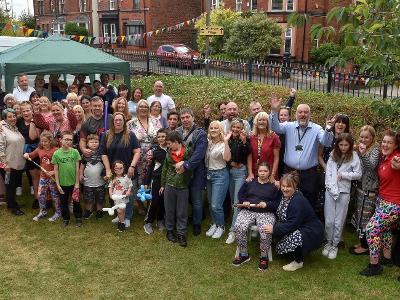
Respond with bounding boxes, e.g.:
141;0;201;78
0;36;39;53
0;35;130;92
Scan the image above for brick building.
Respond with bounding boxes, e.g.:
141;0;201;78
209;0;352;62
33;0;202;50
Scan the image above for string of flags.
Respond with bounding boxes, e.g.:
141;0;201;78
0;12;206;45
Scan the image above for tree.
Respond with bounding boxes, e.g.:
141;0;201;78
65;22;88;36
310;43;341;65
194;8;241;54
289;0;400;83
225;14;282;60
18;11;35;29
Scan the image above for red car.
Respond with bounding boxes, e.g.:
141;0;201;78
156;44;201;68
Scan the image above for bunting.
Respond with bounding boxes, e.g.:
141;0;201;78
0;12;207;46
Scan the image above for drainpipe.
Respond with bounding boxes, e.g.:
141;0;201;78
301;0;308;63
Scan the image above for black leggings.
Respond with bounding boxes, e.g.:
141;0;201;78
60;186;82;221
293;246;304;263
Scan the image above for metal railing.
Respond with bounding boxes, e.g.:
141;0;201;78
103;48;400;99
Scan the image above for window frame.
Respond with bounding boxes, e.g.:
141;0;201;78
284;27;293;54
110;0;116;10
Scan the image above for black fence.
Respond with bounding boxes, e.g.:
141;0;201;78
103;48;399;99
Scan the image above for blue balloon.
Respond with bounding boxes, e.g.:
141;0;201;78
137;185;152;202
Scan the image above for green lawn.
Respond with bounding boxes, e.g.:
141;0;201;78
0;186;399;300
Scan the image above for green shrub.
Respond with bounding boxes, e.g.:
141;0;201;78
65;22;88;36
310;43;341;66
128;75;389;135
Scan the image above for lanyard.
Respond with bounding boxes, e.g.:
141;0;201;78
297;127;309;144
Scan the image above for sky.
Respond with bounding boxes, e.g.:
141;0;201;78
10;0;34;18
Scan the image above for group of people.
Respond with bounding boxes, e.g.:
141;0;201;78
0;75;399;278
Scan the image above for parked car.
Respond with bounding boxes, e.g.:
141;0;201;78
156;44;202;68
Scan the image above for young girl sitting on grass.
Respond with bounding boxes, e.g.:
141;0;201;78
24;131;60;222
108;160;132;232
323;133;362;259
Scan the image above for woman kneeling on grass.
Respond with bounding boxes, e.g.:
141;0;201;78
263;171;323;271
232;163;280;271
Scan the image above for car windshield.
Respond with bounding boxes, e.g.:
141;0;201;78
175;46;192;53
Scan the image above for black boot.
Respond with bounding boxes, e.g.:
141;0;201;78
166;230;177;243
32;199;39;209
193;224;201;236
360;263;383;276
177;234;187;247
117;222;125;232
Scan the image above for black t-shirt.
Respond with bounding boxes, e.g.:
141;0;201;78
99;131;140;176
17;118;39;145
80;115;113;139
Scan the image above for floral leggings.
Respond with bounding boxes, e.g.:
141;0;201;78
366;199;400;260
38;177;61;215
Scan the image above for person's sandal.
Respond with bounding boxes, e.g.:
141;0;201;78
349;247;369;256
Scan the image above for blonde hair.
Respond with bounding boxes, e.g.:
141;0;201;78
252;111;272;136
112;97;131;120
208;120;225;143
39;96;51;112
73;105;86;123
66;92;79;104
135;99;149;115
359;125;376;143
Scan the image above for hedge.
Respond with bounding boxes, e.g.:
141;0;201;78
128;75;389;136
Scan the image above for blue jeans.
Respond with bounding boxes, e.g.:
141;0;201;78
207;168;229;226
229;165;247;231
126;177;139;220
190;185;204;225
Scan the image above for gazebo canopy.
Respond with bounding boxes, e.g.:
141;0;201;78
0;35;130;92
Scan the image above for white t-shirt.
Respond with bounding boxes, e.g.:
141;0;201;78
12;86;36;102
205;141;226;170
147;93;175;118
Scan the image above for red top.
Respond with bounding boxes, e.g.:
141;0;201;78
378;149;400;205
29;147;59;179
171;145;185;163
249;133;281;175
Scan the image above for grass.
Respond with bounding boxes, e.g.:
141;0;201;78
0;184;399;300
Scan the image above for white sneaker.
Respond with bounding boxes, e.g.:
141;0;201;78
48;214;61;222
328;246;338;259
322;242;332;257
225;232;236;244
33;210;47;221
125;219;131;228
206;224;217;237
212;226;224;239
111;217;119;224
30;186;34;195
283;260;304;271
16;187;22;196
143;223;154;235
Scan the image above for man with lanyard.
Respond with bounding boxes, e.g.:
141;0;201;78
269;95;334;209
221;102;251;135
79;96;112;157
175;108;208;236
13;75;35;102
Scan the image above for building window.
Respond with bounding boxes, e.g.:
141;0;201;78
50;0;54;13
110;23;117;41
313;38;319;48
79;0;87;12
211;0;221;10
286;0;294;11
103;24;109;37
250;0;257;10
58;0;64;13
284;28;292;54
52;23;65;34
78;23;88;29
271;0;283;11
110;0;116;10
133;0;140;9
37;0;44;15
235;0;242;11
126;24;145;47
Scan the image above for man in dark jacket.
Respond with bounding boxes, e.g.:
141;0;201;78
175;108;208;236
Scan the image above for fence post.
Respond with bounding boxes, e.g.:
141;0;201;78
248;59;253;82
327;67;334;93
191;55;195;75
383;83;388;99
146;51;150;75
282;52;291;79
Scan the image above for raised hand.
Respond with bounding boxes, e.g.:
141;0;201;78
270;93;282;112
224;131;232;143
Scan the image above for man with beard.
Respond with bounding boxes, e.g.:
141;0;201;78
269;96;334;209
221;102;251;135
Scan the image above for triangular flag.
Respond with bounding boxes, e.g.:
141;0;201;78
121;36;126;43
155;30;160;35
27;29;34;36
79;36;84;42
99;36;103;44
91;36;96;44
38;31;43;37
12;24;18;33
4;22;11;30
43;31;48;38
